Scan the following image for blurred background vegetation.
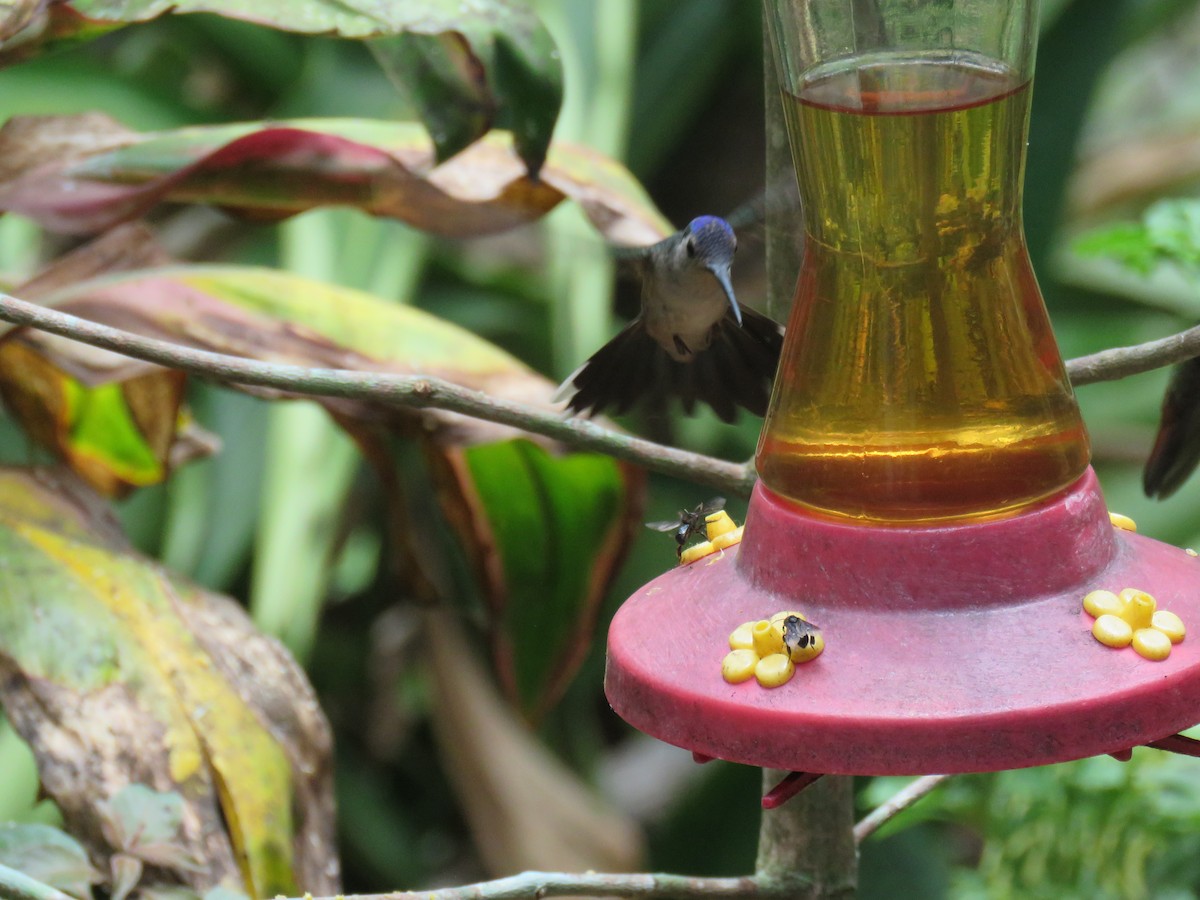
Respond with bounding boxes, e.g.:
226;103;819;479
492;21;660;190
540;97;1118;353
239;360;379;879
4;0;1200;897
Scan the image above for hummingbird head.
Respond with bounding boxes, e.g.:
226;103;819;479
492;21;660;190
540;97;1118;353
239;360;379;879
683;216;741;325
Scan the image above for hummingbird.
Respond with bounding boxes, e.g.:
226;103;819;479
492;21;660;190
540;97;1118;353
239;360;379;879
554;215;784;423
1144;357;1200;499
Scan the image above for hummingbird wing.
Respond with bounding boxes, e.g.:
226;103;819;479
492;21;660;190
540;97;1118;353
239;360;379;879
553;318;662;417
682;306;784;419
1144;356;1200;499
555;306;783;423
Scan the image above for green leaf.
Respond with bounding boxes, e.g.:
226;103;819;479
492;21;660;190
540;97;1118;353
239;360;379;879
1074;199;1200;277
437;439;641;718
0;823;100;899
1073;222;1159;274
1144;199;1200;267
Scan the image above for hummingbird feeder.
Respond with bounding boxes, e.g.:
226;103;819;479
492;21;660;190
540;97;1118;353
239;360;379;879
605;0;1200;796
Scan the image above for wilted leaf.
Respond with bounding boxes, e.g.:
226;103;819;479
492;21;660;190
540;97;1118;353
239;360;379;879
424;609;643;874
369;0;563;175
0;0;41;40
3;2;563;174
0;822;101;899
431;439;642;719
0;115;670;245
8;263;553;436
0;229;211;497
100;784;202;870
0;341;189;496
2;0;564;174
0;466;339;898
2;258;540;494
109;853;143;900
0;4;116;66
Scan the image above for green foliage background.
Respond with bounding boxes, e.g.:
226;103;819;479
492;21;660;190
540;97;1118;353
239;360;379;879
4;1;1200;898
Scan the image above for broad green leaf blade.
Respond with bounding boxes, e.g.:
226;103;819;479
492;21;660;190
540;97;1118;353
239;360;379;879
0;467;339;898
1144;199;1200;267
0;823;100;899
0;116;670;245
1074;199;1200;279
433;439;642;718
1073;222;1159;275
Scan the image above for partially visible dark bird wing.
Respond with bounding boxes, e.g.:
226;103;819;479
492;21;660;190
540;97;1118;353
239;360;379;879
1144;357;1200;499
555;306;784;423
554;319;662;418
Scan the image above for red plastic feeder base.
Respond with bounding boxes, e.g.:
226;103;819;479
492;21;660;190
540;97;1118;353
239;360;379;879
605;468;1200;775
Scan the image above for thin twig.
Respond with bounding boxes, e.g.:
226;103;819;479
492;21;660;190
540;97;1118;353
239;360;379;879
0;293;756;497
323;871;802;899
1;291;1198;501
853;774;953;845
1065;321;1200;386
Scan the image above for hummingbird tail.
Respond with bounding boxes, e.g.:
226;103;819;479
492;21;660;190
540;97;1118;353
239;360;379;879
556;307;783;423
1144;357;1200;499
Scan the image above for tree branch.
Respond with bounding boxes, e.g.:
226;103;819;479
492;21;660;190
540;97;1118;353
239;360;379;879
0;291;1197;502
0;293;756;497
853;774;952;845
317;871;795;899
1065;321;1200;387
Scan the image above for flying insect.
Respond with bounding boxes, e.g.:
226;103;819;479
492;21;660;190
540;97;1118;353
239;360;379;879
646;497;727;557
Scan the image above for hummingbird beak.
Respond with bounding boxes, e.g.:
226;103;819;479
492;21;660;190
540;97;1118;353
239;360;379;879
709;265;742;326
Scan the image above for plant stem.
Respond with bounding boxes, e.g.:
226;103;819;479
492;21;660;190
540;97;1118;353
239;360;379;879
853;774;952;844
756;772;857;898
319;872;798;899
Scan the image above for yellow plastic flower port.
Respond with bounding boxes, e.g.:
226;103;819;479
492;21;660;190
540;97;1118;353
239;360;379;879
1083;587;1185;660
748;619;787;657
722;649;759;683
1153;610;1186;644
755;653;795;687
721;612;824;686
1092;614;1132;648
679;510;744;565
1109;512;1137;532
728;621;756;651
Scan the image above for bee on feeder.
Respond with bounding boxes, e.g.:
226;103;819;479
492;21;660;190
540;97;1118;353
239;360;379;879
781;615;824;662
646;497;726;558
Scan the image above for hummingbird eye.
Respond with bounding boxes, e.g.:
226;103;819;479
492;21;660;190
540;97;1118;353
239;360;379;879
685;238;696;259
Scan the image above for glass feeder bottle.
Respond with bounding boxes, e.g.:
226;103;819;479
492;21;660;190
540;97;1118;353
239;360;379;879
758;0;1091;523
